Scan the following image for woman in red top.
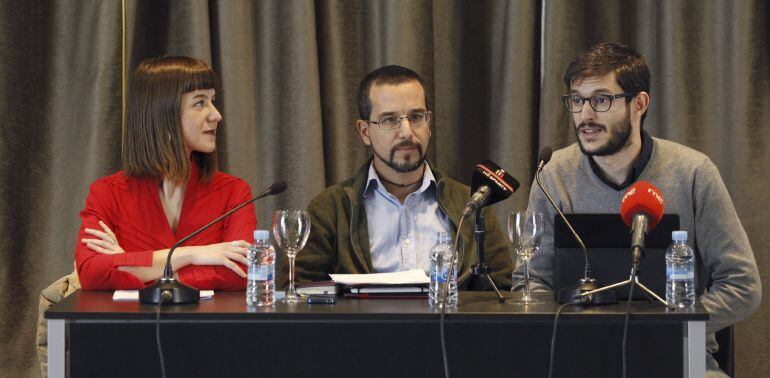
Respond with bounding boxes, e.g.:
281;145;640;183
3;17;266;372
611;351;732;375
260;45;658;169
75;56;256;290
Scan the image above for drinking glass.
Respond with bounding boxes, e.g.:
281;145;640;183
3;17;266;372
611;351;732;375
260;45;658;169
272;210;311;303
508;211;544;304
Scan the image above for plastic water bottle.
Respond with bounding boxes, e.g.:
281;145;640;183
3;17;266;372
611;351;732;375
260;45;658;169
429;232;458;308
246;230;276;306
665;230;695;308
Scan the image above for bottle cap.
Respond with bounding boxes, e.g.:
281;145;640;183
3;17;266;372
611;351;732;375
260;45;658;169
436;231;451;243
672;230;688;242
253;230;270;241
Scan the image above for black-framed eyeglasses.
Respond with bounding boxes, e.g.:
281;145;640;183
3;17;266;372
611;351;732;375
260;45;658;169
561;92;635;113
369;111;432;130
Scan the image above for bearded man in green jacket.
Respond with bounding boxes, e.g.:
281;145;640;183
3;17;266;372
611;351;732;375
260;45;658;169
283;65;514;291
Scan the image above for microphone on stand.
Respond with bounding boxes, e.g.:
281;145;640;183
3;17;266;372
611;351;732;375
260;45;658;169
536;146;552;172
620;180;665;266
533;146;616;305
577;180;668;306
462;160;520;217
440;160;519;377
139;181;287;305
460;160;520;303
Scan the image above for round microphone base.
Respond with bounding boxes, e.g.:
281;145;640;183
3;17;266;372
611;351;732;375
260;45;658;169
139;277;200;304
557;279;618;305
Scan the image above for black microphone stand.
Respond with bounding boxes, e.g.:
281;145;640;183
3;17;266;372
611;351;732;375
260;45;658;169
535;165;617;305
470;212;505;303
579;215;668;307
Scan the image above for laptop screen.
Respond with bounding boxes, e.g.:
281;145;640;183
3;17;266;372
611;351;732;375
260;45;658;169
553;213;680;300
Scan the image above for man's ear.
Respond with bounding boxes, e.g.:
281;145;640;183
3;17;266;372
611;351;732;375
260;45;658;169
356;119;371;146
632;91;650;120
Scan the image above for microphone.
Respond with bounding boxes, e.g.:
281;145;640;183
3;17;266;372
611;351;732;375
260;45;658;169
441;160;518;370
267;181;287;196
459;160;519;303
620;180;665;265
534;147;611;304
536;146;552;173
139;181;287;304
462;160;520;217
534;147;590;275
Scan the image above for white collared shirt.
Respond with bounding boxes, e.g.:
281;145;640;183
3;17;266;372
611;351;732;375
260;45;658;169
363;163;453;274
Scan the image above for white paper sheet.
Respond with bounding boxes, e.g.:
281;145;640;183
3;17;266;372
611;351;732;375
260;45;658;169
329;269;429;285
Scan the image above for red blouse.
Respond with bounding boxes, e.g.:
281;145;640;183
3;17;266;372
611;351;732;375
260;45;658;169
75;163;257;290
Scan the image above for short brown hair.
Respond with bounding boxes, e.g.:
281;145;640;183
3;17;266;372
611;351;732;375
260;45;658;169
564;42;651;124
122;56;218;184
357;65;426;120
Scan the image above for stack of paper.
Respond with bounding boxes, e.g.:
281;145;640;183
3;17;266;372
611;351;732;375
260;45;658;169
329;269;430;285
329;269;430;297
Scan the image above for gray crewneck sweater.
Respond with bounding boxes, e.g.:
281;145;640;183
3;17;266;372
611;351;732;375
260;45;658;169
513;137;761;358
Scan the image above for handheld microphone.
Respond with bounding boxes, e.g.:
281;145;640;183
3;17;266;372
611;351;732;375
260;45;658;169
139;181;287;304
462;160;520;217
620;181;665;265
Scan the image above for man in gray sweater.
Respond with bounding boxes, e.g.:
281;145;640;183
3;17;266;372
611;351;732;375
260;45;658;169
513;42;761;376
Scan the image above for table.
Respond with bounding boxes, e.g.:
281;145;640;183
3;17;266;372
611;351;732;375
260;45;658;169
46;291;707;377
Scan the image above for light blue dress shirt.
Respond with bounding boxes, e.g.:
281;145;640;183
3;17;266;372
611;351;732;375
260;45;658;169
363;163;453;274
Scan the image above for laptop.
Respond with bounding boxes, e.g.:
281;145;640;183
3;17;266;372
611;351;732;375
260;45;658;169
553;213;680;301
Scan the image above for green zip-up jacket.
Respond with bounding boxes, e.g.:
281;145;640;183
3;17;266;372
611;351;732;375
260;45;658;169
280;160;514;291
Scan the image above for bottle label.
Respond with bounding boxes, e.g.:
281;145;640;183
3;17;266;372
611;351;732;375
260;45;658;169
254;265;275;281
432;267;449;283
431;266;457;284
667;266;694;280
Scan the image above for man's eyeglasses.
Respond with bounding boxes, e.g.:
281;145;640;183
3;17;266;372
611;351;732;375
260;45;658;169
561;93;635;113
369;111;432;130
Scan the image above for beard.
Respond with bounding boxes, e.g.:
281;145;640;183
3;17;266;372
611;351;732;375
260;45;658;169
372;140;426;173
575;108;633;157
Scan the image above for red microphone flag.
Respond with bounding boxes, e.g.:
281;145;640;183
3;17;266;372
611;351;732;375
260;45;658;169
620;181;665;230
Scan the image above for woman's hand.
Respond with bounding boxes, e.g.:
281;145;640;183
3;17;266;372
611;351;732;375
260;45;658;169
181;241;251;278
84;222;251;279
82;221;125;254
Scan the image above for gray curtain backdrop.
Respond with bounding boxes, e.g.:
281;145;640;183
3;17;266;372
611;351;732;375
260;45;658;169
1;0;767;376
